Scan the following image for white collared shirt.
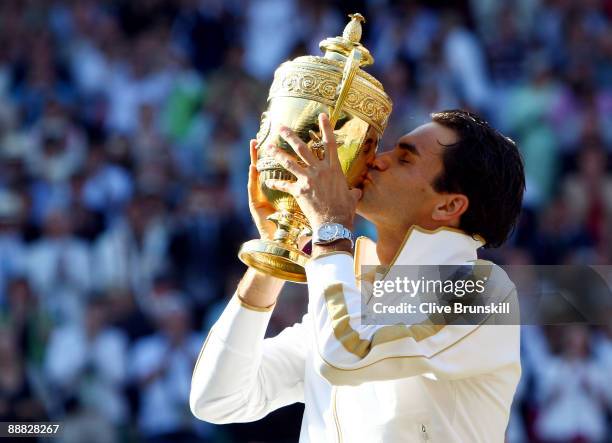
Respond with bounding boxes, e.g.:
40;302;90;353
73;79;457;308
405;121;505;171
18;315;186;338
190;228;521;442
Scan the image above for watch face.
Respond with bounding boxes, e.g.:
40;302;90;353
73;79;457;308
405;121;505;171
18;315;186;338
319;224;339;241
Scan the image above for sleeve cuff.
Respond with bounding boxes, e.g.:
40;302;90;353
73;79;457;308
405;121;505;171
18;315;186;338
310;250;354;261
305;252;356;295
236;293;276;312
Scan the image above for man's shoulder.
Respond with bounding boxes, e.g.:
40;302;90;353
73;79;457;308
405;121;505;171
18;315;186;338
471;259;516;297
470;259;521;326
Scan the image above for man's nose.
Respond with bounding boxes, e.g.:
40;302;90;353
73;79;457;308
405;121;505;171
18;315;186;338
370;152;390;171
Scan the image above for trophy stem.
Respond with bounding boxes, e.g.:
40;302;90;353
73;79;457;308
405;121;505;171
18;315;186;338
238;210;311;283
270;210;310;246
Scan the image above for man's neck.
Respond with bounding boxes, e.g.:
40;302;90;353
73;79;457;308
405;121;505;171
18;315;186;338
375;226;407;266
375;222;461;265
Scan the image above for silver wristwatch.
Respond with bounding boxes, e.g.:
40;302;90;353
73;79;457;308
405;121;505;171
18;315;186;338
313;223;355;248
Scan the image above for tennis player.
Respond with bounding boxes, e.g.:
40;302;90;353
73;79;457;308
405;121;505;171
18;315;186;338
190;109;525;442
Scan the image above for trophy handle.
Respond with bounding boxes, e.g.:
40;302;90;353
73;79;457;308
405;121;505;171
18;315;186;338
329;47;363;129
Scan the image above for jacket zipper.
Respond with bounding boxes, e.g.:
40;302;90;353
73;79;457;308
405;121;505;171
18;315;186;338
420;423;430;441
331;386;343;442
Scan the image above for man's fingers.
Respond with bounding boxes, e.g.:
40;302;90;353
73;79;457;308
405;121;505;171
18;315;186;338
350;187;363;203
265;179;297;195
319;113;340;167
248;139;261;203
247;164;260;204
249;139;258;165
279;126;318;165
270;146;307;178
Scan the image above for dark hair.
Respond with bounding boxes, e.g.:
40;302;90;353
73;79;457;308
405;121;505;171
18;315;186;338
431;110;525;248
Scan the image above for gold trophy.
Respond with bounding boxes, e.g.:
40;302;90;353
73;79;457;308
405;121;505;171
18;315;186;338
238;13;392;282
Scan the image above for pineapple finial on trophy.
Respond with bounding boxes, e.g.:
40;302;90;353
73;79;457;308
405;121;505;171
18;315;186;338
342;12;365;43
343;13;365;43
320;13;374;67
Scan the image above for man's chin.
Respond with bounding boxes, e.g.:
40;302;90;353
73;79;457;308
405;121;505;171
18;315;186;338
357;185;385;221
356;198;373;221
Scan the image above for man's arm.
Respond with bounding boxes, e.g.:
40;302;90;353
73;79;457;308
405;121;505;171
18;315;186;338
190;268;309;423
190;138;310;423
236;266;284;309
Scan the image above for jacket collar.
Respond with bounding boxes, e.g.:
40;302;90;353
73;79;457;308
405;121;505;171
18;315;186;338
354;226;484;277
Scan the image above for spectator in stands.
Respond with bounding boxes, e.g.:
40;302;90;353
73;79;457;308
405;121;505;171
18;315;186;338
0;190;27;303
534;325;611;442
45;297;128;431
129;296;202;442
93;195;168;299
26;210;91;325
0;327;47;441
1;277;51;369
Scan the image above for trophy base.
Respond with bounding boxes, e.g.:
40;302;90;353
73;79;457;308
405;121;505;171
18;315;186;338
238;239;310;283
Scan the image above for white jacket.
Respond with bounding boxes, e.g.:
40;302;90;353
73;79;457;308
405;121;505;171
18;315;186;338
190;227;521;442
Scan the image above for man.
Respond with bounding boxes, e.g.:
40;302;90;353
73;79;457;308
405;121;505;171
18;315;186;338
190;110;525;442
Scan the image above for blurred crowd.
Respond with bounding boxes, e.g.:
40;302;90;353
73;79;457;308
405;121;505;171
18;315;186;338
0;0;611;442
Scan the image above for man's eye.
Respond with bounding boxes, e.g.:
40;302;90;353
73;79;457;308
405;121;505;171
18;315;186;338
399;158;411;164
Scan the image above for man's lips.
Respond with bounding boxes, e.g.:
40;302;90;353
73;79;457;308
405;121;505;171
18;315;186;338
355;176;373;195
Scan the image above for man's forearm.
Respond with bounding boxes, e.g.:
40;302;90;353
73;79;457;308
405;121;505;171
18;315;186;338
237;267;285;309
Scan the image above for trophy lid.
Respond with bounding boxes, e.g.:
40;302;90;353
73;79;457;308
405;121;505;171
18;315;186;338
267;13;392;134
319;13;374;67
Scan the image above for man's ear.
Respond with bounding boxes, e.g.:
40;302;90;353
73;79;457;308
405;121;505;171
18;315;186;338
431;194;469;223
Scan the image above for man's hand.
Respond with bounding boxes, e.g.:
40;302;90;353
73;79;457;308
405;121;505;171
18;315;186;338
248;139;311;250
265;113;362;232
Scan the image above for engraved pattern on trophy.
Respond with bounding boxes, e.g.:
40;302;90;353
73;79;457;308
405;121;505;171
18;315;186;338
269;63;391;133
238;13;393;282
255;111;271;146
